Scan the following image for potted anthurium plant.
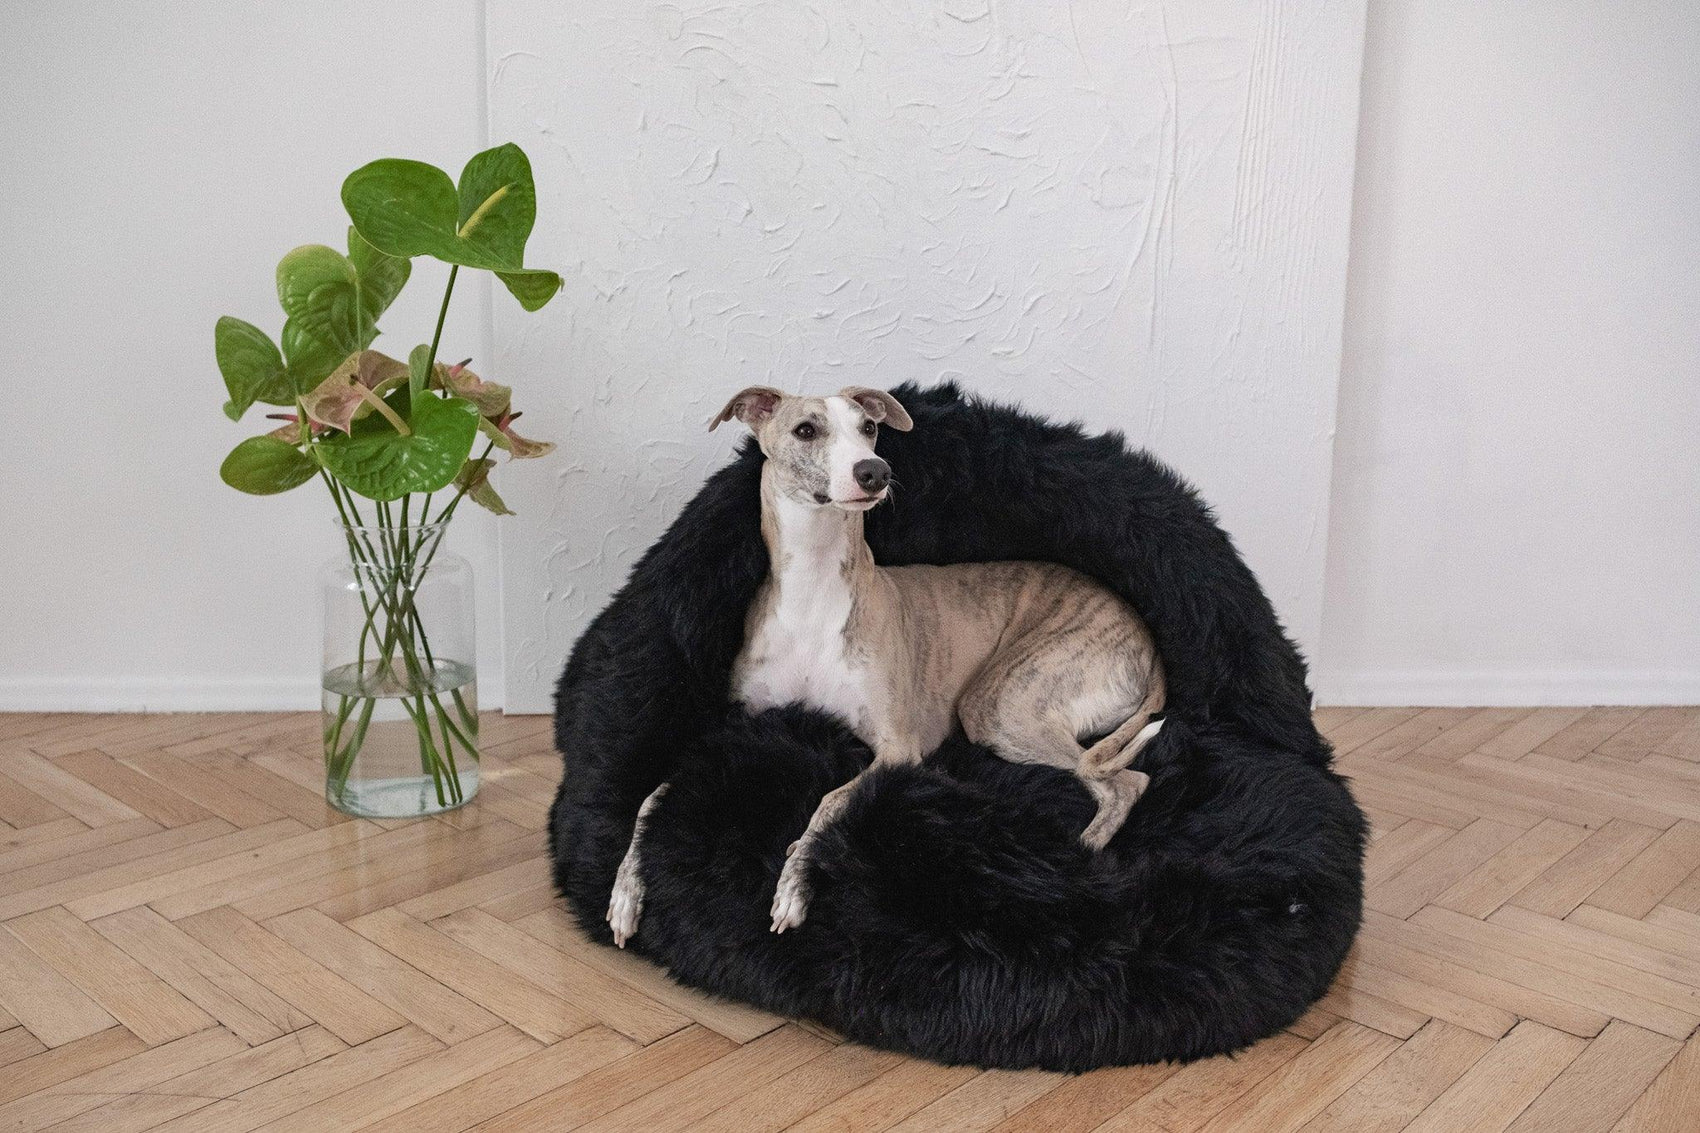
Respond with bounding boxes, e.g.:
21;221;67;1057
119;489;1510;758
216;143;559;817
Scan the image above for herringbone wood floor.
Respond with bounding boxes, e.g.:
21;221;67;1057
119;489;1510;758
2;709;1699;1131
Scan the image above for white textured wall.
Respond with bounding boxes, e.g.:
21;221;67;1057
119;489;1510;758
1317;0;1700;706
489;0;1369;711
0;0;503;709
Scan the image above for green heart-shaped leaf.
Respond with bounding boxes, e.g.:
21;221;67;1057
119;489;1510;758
342;143;562;311
273;235;411;394
493;268;561;312
408;343;433;399
220;436;317;495
276;245;365;391
455;144;536;266
215;317;290;420
348;226;410;329
316;391;480;501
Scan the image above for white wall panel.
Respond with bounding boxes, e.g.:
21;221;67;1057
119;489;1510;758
489;0;1368;710
1318;0;1700;706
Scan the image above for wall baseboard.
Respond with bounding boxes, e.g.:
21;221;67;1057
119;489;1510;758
1314;669;1700;707
0;677;323;713
1;672;516;714
7;670;1692;714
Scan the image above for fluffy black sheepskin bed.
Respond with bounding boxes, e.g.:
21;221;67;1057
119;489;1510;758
549;381;1364;1072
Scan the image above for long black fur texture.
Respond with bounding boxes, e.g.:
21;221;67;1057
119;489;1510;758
549;381;1364;1071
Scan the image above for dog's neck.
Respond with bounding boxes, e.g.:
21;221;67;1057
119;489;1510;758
758;465;876;598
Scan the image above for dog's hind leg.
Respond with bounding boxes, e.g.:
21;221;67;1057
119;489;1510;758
963;680;1140;849
607;781;669;948
1079;711;1163;778
1078;662;1166;780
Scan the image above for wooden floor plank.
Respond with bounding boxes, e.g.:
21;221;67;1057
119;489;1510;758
52;750;215;827
1434;818;1591;918
989;1059;1178;1133
1093;1033;1311;1133
348;906;594;1044
263;906;505;1045
1299;1019;1495;1133
0;1025;147;1107
1196;1022;1401;1133
153;1025;441;1133
88;906;312;1045
254;1024;540;1133
0;1026;244;1131
1612;1030;1700;1132
1535;708;1649;761
1509;818;1663;918
0;818;278;922
566;1025;828;1133
691;1041;903;1133
1356;912;1610;1037
177;905;409;1046
513;907;785;1043
1504;1020;1680;1133
0;915;120;1046
1367;819;1524;918
1583;819;1700;918
429;906;691;1044
1404;1020;1587;1133
361;1026;637;1133
1596;707;1698;763
1413;707;1535;763
1476;707;1589;761
2;905;214;1044
2;747;143;826
473;1025;736;1133
4;705;1700;1131
0;1024;47;1067
47;1025;346;1133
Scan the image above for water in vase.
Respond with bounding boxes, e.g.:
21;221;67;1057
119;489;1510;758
321;658;480;817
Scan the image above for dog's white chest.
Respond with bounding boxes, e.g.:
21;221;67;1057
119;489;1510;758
734;568;869;728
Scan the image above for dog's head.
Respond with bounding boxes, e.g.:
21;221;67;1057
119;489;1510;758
710;386;913;511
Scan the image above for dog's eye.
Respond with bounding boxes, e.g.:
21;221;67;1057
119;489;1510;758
793;422;817;440
860;420;877;438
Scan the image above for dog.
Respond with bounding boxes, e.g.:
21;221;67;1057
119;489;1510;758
605;386;1165;944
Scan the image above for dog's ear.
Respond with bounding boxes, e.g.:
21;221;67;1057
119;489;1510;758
709;386;785;431
840;386;913;432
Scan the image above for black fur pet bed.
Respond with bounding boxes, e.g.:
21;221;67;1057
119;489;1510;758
548;382;1364;1072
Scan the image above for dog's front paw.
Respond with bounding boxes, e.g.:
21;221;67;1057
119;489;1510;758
606;875;643;948
770;856;812;933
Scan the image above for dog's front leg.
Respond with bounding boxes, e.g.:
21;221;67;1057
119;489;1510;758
771;735;921;933
770;776;861;933
607;781;669;948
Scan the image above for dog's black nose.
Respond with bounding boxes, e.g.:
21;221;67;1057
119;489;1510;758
853;458;890;494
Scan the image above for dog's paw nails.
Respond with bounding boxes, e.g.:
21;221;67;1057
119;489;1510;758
770;867;810;933
785;839;800;858
606;883;643;948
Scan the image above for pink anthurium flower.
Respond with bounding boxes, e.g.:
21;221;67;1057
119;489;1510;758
478;409;555;459
263;412;327;442
302;351;411;435
432;358;512;419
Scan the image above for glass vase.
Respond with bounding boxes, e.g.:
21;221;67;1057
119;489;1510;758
321;520;479;817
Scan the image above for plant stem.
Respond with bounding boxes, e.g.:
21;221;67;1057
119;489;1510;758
418;264;459;396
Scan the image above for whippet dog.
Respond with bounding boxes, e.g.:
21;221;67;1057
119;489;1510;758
605;386;1165;944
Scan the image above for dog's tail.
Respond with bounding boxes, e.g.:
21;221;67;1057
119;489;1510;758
1080;676;1166;779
